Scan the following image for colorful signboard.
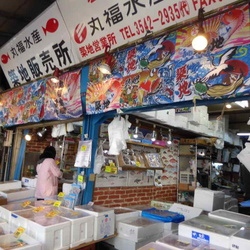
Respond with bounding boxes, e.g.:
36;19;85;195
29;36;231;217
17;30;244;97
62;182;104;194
0;3;80;87
58;0;236;62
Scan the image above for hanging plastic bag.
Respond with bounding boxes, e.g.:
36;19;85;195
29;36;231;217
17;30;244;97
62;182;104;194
94;141;105;174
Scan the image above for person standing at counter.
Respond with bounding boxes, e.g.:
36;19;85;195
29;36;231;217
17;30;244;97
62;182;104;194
35;146;63;200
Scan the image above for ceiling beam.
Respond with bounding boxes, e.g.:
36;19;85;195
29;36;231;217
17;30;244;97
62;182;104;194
0;9;31;23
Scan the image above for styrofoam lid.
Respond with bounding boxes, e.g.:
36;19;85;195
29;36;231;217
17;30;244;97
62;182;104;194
114;207;137;214
75;204;114;214
118;217;163;227
157;234;228;250
181;215;242;236
209;209;250;224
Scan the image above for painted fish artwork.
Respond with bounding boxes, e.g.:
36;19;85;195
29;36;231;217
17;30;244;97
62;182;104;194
44;69;82;120
0;79;46;126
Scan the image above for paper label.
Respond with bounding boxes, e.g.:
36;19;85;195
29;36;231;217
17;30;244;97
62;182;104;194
81;145;87;151
78;175;84;182
192;231;210;243
46;210;61;218
135;161;141;167
21;201;31;208
32;207;45;213
58;192;65;197
53;201;62;207
14;227;25;238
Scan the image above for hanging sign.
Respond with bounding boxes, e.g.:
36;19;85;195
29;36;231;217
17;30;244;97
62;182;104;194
57;0;236;62
0;2;80;87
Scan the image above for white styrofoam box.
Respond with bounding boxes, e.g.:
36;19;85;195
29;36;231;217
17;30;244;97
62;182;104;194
74;205;115;241
114;207;139;229
174;115;188;129
156;109;175;123
117;217;164;242
107;232;163;250
22;177;37;188
0;188;35;202
138;242;169;250
208;209;250;226
0;202;33;222
169;203;203;221
178;215;242;248
0;233;42;250
194;188;225;212
176;107;201;125
138;111;156;120
11;209;71;250
0;181;22;191
157;233;228;250
163;222;178;231
48;206;94;248
230;227;250;250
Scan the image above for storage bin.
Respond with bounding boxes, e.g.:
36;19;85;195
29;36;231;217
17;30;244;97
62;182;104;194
178;215;242;248
10;209;71;250
208;209;250;225
75;204;115;240
156;234;228;250
0;233;42;250
117;217;164;242
0;188;35;202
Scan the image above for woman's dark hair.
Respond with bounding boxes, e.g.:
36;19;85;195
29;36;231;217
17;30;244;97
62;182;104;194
39;146;56;159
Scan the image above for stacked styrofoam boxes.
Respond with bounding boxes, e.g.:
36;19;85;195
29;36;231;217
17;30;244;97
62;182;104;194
0;188;35;203
22;177;37;188
0;202;33;223
0;233;42;250
116;217;164;250
193;188;225;212
174;115;188;130
155;109;176;126
208;209;250;226
114;207;139;229
0;181;22;191
40;206;94;248
10;209;71;250
178;215;242;249
156;234;228;250
137;111;156;120
209;116;227;138
230;227;250;249
74;204;115;241
176;107;201;126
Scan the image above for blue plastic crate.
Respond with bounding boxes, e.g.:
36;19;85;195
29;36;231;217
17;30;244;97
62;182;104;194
141;208;184;223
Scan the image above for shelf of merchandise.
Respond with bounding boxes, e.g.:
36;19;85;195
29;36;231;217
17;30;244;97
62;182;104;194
126;141;167;149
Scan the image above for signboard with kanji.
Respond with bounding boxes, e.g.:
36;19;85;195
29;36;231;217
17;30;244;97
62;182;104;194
57;0;236;62
0;3;80;87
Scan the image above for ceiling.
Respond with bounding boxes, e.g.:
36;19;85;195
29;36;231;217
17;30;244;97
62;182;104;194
0;0;249;135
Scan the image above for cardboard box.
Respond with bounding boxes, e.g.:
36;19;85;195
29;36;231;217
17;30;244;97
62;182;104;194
178;183;189;191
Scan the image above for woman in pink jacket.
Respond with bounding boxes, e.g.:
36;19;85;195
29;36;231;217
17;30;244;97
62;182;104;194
35;146;63;200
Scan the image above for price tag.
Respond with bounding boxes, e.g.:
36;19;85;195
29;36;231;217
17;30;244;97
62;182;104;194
81;145;87;151
53;201;62;207
135;161;141;167
13;227;25;238
32;207;45;213
46;210;61;218
21;200;31;208
78;175;84;182
58;192;65;198
105;166;111;172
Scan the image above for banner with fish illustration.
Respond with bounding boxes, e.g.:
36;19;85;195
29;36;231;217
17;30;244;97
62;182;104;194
44;69;82;120
0;2;80;87
85;4;250;114
86;34;176;114
174;4;250;102
0;80;46;127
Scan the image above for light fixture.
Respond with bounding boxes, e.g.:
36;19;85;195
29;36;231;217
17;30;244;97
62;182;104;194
132;119;140;139
98;45;115;75
151;125;157;142
51;67;62;83
192;8;208;52
37;127;47;137
225;103;232;109
235;100;249;108
24;134;32;141
167;129;172;145
237;133;250;136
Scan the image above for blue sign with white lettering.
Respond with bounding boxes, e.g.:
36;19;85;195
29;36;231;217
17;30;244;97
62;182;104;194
192;231;210;244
